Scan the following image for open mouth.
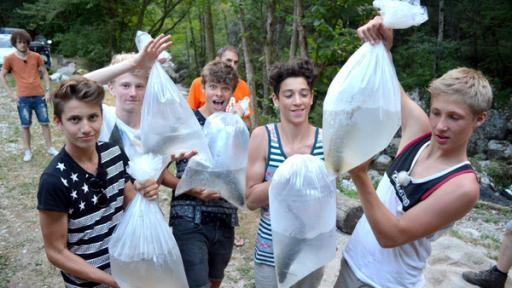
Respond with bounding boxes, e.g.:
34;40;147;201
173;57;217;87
212;99;225;110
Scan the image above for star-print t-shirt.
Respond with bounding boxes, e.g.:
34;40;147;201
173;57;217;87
37;142;132;287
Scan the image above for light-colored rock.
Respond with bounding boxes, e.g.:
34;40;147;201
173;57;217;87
487;140;512;160
372;154;392;171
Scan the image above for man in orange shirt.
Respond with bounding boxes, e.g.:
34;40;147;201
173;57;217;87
0;29;58;161
188;46;252;124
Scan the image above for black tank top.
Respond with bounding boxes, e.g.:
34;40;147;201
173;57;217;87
386;133;474;211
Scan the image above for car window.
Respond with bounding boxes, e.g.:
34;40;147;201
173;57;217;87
0;36;12;48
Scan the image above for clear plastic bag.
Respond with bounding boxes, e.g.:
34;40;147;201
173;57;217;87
175;112;249;208
136;32;212;174
323;0;428;174
269;154;337;287
109;154;188;288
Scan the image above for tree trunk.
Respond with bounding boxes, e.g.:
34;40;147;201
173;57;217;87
135;0;152;32
263;0;276;100
188;13;200;75
336;193;363;234
296;0;307;58
238;0;258;127
289;2;298;60
204;0;216;61
433;0;444;77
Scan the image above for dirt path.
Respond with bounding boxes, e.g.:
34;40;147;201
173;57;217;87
0;86;510;287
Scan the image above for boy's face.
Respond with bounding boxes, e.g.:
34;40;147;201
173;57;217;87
203;81;233;116
109;73;146;114
15;39;29;53
54;99;102;151
272;77;313;125
429;95;486;150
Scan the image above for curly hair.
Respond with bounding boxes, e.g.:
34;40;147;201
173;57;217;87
53;76;105;119
10;29;32;46
201;59;239;92
268;58;316;96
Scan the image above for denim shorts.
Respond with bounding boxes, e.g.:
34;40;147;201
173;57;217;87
171;218;234;288
17;96;50;128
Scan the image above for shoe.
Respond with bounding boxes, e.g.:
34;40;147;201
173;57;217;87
234;236;245;247
23;150;32;162
47;147;59;156
462;266;507;288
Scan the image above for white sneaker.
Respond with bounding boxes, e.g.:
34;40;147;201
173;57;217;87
23;150;32;162
47;147;59;156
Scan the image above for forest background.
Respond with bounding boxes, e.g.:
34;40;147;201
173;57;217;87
1;0;511;128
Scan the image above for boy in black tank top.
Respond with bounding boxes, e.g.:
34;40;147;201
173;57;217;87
335;16;494;287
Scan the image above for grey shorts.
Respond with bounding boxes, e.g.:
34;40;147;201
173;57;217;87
334;257;373;288
171;218;234;288
506;220;512;233
254;262;324;288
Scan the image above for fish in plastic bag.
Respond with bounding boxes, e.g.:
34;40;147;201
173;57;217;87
323;0;428;175
175;112;249;208
269;154;337;287
109;154;188;288
136;31;212;174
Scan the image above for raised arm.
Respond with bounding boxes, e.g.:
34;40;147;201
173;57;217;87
245;126;271;210
85;34;172;84
39;211;119;287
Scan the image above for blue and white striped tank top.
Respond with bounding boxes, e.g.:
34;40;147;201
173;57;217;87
253;123;324;266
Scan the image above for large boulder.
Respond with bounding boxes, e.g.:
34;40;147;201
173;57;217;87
469;110;510;155
487;140;512;160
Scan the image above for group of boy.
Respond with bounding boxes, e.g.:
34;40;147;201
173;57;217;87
5;15;508;288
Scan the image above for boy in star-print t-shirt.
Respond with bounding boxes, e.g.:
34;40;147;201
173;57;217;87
36;76;160;287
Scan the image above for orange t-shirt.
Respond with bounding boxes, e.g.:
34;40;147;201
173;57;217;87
3;51;44;97
187;77;252;118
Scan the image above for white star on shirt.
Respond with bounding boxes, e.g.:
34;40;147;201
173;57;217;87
79;201;85;210
70;173;79;182
60;177;68;187
92;194;98;205
81;183;89;194
69;208;74;214
70;190;77;199
56;162;66;172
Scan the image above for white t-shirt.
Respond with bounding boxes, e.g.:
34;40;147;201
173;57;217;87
100;104;143;160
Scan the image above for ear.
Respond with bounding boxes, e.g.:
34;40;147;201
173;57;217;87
53;115;63;130
271;93;279;107
474;112;487;128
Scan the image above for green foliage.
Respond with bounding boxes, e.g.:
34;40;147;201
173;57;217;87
486;162;512;191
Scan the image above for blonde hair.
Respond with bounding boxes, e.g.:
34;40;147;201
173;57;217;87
109;53;147;82
428;67;493;115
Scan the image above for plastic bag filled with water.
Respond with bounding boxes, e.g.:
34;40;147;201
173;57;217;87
109;154;188;288
269;154;337;287
322;0;428;174
175;112;249;208
136;31;212;173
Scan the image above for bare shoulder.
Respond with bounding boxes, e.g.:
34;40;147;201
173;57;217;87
436;172;479;203
248;126;269;161
250;125;268;141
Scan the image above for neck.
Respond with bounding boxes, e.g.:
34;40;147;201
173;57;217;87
278;121;313;143
65;143;98;171
425;141;468;165
15;50;28;58
199;106;212;118
116;109;141;129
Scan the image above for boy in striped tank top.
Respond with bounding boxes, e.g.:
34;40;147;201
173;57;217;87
246;59;325;288
335;17;493;288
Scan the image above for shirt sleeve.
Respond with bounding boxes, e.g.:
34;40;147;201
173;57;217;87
3;55;12;72
187;78;203;110
37;173;71;213
36;53;44;68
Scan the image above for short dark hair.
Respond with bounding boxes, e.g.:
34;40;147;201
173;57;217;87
53;76;105;119
10;30;32;46
201;59;239;92
268;58;315;96
216;46;238;58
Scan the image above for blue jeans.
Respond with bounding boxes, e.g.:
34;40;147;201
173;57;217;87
17;96;50;128
171;218;235;288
